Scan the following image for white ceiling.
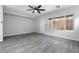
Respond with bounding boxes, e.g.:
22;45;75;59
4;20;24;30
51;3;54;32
3;5;73;19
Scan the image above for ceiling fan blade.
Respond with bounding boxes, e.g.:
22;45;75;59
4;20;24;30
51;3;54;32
28;5;34;9
32;11;35;13
39;9;45;11
27;9;33;11
37;5;41;8
37;10;41;13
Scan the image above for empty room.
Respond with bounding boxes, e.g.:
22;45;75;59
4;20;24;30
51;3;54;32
0;5;79;53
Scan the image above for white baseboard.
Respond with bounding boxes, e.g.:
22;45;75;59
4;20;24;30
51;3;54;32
42;33;79;41
3;32;35;37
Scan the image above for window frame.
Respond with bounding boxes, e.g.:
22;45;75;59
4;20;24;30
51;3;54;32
48;14;73;31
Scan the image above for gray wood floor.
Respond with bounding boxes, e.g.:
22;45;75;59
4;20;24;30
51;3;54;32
0;33;79;53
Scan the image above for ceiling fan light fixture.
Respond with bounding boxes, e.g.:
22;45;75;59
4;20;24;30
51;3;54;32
27;5;45;14
35;10;37;12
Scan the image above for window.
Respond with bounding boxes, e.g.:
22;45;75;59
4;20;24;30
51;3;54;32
66;15;73;30
48;14;73;30
53;16;65;30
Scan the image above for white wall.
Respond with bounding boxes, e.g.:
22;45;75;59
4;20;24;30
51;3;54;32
36;6;79;41
3;13;36;36
0;5;3;41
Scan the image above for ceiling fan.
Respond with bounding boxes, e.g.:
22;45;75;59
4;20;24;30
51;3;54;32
27;5;45;13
